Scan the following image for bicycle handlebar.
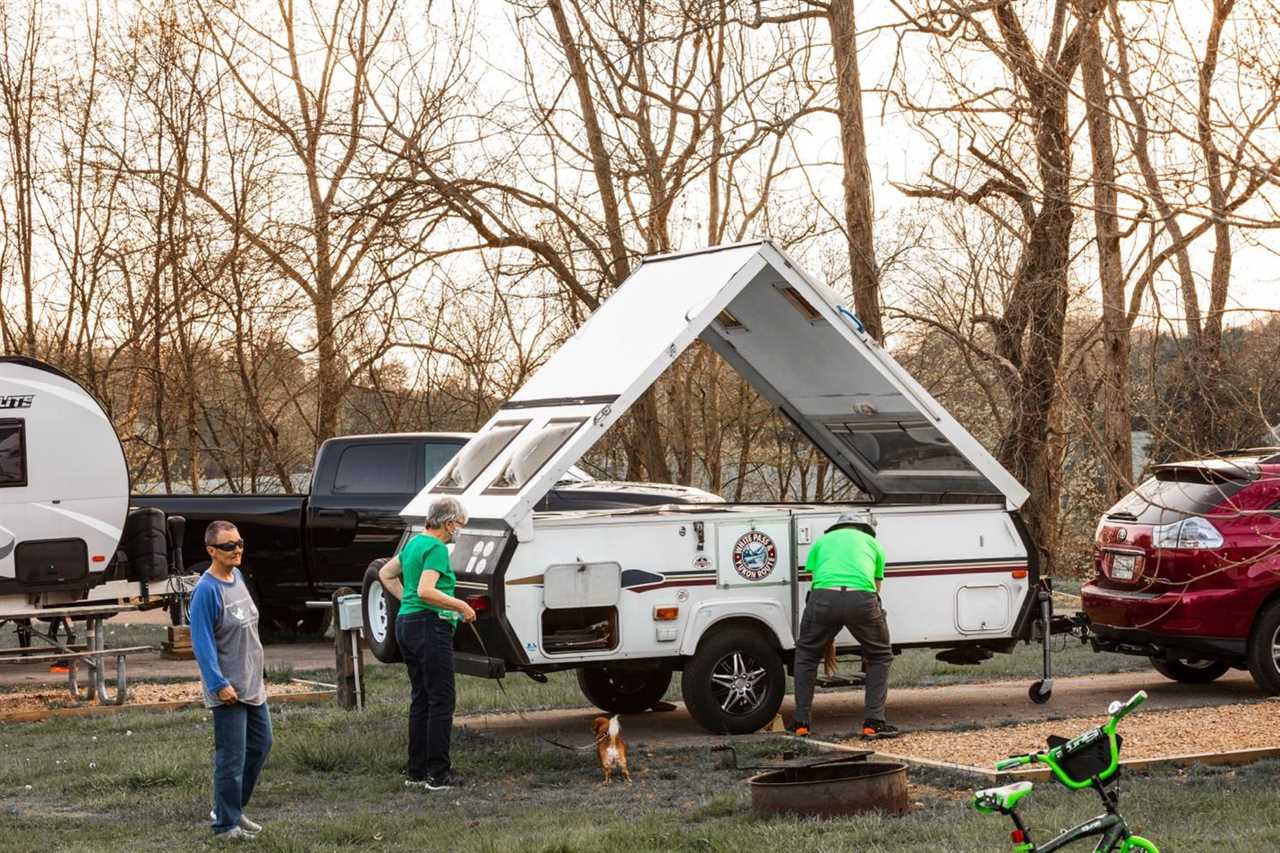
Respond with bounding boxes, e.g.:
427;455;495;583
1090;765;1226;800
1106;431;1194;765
995;754;1033;771
1111;690;1147;722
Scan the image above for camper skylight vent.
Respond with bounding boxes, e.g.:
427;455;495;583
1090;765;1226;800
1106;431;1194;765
780;286;822;322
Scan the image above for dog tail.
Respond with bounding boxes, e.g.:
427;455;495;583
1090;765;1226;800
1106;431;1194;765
608;715;620;738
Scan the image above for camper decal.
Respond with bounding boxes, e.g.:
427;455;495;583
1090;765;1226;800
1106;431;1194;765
0;395;32;409
732;531;777;581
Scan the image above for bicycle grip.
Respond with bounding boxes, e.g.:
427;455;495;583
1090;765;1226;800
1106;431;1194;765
1114;690;1147;720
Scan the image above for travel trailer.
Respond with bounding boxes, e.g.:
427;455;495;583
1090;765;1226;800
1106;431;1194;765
370;241;1057;734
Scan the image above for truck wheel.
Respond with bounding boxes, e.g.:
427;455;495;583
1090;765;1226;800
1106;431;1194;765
681;627;784;735
577;666;672;714
1150;654;1231;684
1247;601;1280;695
363;560;402;663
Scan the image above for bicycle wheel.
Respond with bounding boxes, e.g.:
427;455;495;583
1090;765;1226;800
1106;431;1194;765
1119;836;1159;852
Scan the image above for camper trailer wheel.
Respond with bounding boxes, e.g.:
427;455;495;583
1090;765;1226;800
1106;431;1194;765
576;665;672;714
1028;680;1052;704
681;627;785;735
362;560;402;663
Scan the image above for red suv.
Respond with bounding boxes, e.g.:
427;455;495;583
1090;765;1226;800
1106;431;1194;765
1082;452;1280;695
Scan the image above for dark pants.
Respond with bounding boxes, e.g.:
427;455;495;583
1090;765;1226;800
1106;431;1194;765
211;701;273;834
793;588;893;725
397;611;456;780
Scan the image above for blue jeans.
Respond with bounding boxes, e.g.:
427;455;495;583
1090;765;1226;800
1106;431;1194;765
211;701;273;834
396;611;456;780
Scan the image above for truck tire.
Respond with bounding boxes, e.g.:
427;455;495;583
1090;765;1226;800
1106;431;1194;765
1247;601;1280;695
681;627;785;735
1149;654;1231;684
363;560;402;663
577;666;672;714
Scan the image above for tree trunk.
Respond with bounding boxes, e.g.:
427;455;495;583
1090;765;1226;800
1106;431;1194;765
1081;15;1132;501
827;0;882;342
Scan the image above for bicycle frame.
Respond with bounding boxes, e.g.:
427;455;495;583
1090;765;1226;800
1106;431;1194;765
1002;780;1155;852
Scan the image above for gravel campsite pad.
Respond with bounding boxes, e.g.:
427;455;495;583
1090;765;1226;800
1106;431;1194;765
0;680;321;716
866;699;1280;769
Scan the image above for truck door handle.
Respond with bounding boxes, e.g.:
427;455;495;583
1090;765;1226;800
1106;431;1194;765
315;509;354;521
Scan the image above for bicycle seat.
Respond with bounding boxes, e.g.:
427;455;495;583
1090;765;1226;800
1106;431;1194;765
973;781;1034;814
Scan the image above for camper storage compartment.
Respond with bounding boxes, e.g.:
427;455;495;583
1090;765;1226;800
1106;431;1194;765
15;538;88;587
542;562;620;654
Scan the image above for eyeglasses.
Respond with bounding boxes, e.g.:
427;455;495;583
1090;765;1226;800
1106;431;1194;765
211;540;245;552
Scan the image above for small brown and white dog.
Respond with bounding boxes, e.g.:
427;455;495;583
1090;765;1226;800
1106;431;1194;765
594;715;631;783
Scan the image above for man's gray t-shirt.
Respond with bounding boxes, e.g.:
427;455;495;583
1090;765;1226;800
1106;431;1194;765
189;568;266;708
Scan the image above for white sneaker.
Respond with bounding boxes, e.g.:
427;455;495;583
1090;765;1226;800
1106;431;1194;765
210;811;261;835
213;826;250;843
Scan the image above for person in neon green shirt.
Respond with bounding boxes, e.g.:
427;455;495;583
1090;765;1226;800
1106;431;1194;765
789;509;897;740
378;497;475;790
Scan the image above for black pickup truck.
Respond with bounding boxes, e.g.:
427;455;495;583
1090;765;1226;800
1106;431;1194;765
135;433;718;636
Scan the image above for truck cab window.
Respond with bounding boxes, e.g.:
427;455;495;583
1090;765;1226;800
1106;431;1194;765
424;442;464;484
333;442;414;494
0;420;26;487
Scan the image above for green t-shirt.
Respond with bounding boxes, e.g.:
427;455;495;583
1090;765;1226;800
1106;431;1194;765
397;533;458;626
806;527;885;593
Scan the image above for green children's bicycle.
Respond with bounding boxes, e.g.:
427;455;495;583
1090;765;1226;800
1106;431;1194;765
972;691;1159;852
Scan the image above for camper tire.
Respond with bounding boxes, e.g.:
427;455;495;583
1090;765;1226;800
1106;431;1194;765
681;627;785;735
363;560;402;663
576;665;672;714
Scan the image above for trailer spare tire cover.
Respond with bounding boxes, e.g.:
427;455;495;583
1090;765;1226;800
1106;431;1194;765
363;560;402;663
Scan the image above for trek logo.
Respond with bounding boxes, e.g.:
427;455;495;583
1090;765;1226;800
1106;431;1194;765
0;395;33;409
732;531;777;581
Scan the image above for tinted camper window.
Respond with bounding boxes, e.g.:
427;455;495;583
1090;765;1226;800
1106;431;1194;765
0;419;26;487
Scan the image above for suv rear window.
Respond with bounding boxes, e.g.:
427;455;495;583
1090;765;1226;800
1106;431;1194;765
1106;468;1248;524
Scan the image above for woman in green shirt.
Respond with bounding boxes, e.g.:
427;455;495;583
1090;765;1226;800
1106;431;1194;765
378;497;474;790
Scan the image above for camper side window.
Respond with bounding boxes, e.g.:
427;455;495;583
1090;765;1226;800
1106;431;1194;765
0;419;26;487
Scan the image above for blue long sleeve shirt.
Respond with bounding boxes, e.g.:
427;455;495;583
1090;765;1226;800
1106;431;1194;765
189;568;266;707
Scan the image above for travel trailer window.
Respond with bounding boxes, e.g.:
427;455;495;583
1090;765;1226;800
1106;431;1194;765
433;420;528;493
0;419;26;487
826;418;978;475
486;418;585;493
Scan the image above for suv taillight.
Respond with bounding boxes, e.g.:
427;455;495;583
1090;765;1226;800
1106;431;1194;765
1151;517;1224;550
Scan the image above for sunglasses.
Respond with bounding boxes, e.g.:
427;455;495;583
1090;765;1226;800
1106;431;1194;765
210;540;245;552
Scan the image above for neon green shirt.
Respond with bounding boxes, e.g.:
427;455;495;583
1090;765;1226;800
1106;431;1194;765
806;527;885;593
397;533;458;626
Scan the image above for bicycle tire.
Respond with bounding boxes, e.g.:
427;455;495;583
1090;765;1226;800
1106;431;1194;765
1119;836;1159;852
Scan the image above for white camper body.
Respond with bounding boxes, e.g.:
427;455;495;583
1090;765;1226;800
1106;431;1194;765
0;357;174;615
393;242;1048;734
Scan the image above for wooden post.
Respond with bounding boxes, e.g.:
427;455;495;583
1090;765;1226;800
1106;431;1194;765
161;625;194;660
332;587;363;711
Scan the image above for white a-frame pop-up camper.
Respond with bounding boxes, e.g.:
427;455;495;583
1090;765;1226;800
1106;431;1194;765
384;241;1053;734
0;357;184;616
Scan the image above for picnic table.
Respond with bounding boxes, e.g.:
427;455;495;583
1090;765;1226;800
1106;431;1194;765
0;604;154;705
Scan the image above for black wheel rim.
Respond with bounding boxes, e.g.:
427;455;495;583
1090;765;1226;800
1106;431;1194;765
708;651;769;716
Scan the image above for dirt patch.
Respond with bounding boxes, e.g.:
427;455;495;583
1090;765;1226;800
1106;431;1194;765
0;679;321;715
857;699;1280;768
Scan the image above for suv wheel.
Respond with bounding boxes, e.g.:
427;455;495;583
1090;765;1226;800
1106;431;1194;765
1247;601;1280;695
681;627;784;734
577;666;672;714
362;560;402;663
1149;654;1230;684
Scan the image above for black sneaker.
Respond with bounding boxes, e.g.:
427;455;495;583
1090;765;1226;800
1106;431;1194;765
786;720;811;737
426;769;466;790
861;719;900;740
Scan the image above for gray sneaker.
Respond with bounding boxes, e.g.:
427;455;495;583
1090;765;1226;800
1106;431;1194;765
213;827;250;843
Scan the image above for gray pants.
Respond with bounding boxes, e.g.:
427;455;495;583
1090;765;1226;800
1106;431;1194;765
793;588;893;724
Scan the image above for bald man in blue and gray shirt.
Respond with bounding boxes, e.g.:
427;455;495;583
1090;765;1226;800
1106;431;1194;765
190;520;272;842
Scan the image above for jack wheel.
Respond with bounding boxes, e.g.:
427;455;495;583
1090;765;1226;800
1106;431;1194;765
1028;680;1052;705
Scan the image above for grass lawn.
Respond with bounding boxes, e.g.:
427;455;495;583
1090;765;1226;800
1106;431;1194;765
2;663;1278;852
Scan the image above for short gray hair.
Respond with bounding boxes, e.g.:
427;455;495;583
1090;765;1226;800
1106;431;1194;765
205;520;239;546
425;497;468;530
